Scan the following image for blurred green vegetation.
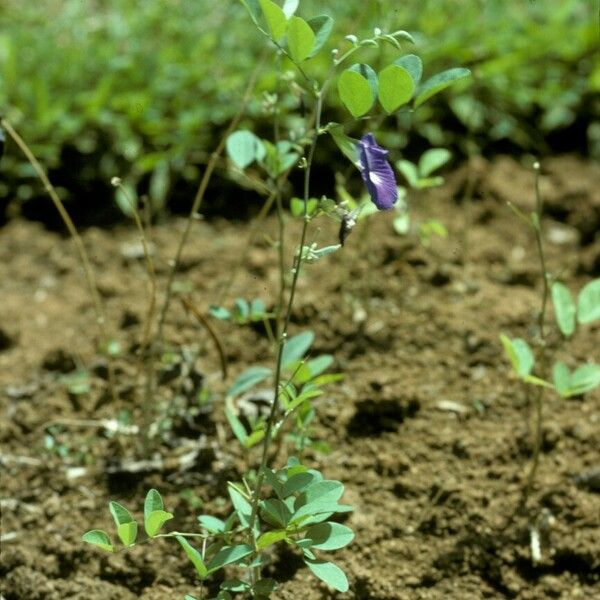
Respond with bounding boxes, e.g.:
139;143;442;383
1;0;598;220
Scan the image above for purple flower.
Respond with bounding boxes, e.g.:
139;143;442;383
357;133;397;210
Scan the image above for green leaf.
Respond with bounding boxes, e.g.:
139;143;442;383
304;558;349;592
176;535;208;579
209;306;231;320
304;522;355;550
282;472;317;497
226;130;264;170
500;334;534;378
291;502;353;526
228;483;252;528
414;67;471;108
290;197;318;218
299;480;344;505
294;355;333;384
577;279;600;324
418;148;452;177
378;64;414;113
523;374;554;389
260;498;292;527
117;521;138;546
349;63;378;101
552;362;571;397
227;366;272;397
570;363;600;395
284;389;321;414
338;69;374;118
307;15;333;57
264;468;285;499
250;298;267;319
109;501;136;543
197;515;226;534
144;489;163;522
396;160;419;187
244;428;265;449
394;54;423;86
306;355;333;378
282;331;314;368
145;510;173;538
257;529;288;549
252;578;278;596
82;530;114;553
233;298;250;322
551;282;576;337
220;579;251;593
239;0;262;27
207;544;254;573
225;406;248;445
328;124;359;164
286;16;315;63
259;0;287;41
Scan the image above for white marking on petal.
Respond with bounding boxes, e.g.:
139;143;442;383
369;172;383;186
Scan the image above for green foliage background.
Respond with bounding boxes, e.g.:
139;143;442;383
1;0;598;216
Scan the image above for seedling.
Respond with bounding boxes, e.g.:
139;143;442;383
501;162;600;513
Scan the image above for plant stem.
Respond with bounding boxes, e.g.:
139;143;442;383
114;182;158;453
246;86;327;579
522;161;549;505
1;118;119;404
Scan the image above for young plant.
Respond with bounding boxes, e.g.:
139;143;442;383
501;162;600;512
84;2;471;597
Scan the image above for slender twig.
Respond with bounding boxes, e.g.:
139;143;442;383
521;161;550;506
246;83;328;581
113;182;157;371
1;118;118;404
113;181;158;453
180;296;228;380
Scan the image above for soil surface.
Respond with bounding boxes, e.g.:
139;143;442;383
1;155;599;600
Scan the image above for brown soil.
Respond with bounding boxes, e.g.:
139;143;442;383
1;155;599;600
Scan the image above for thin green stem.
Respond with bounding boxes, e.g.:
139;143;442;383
114;182;158;454
1;118;118;405
273;58;287;338
246;85;327;580
521;161;550;506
